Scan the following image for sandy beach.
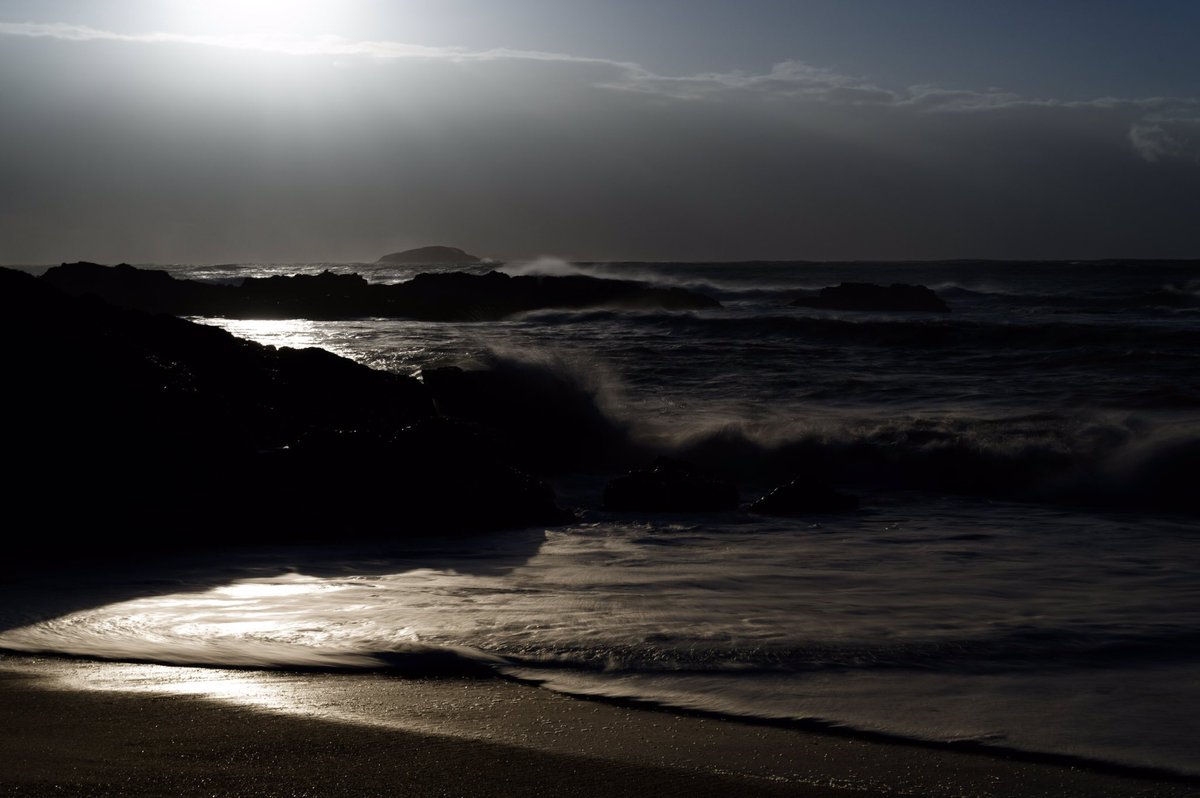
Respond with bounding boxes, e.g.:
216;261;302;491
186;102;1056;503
1;655;1195;798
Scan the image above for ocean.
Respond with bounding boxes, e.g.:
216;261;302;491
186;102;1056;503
2;258;1198;776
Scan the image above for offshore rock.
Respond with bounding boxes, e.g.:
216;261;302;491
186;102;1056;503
604;457;739;512
42;262;719;321
237;270;375;318
389;270;718;320
749;478;859;515
791;282;949;312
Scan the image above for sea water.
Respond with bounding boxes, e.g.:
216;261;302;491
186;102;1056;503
2;259;1198;775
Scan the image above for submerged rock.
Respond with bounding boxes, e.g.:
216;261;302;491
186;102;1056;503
604;457;739;512
749;478;859;515
791;282;949;312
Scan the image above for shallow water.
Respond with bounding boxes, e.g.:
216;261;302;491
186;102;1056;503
4;497;1197;773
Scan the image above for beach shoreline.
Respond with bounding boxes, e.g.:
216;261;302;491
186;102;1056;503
2;655;1195;797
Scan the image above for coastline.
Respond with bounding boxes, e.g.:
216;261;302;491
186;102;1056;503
2;655;1195;797
2;260;1198;795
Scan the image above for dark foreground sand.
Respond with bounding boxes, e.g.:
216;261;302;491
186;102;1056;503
0;656;1195;797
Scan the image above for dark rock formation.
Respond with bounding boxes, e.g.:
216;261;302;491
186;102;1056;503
42;262;719;321
377;246;482;264
791;283;949;312
749;478;859;515
0;267;573;564
420;360;634;473
390;270;719;321
41;261;232;315
262;418;575;535
604;457;739;512
236;270;376;319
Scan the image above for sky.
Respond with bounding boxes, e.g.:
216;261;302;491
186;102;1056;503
1;0;1198;263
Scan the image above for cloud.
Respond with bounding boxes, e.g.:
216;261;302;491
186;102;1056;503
0;21;618;65
1;20;1198;262
3;22;1197;126
1129;119;1200;164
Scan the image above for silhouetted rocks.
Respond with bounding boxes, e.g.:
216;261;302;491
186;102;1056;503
749;478;859;515
238;270;373;318
791;283;949;312
42;262;719;321
396;271;718;320
257;419;576;535
421;362;632;472
42;261;231;315
604;457;739;512
377;246;482;264
0;267;574;563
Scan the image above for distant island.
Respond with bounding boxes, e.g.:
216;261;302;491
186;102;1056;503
377;246;482;264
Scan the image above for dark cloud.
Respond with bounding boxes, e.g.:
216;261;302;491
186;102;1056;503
1;24;1198;263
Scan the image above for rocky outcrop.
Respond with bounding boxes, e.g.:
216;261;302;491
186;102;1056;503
791;283;949;312
258;418;576;535
42;262;720;321
749;478;859;515
377;246;482;264
604;457;739;512
421;362;633;472
41;261;231;315
390;270;719;320
0;267;573;563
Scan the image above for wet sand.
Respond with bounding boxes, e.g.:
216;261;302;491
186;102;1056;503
1;656;1196;797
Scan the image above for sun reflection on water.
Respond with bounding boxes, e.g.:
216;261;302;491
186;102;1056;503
189;317;330;351
0;573;415;670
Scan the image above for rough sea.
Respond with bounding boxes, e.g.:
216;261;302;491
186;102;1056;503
3;259;1198;776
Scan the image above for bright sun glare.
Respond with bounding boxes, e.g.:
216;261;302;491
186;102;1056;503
173;0;349;35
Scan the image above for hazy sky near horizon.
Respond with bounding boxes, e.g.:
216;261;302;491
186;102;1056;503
2;0;1198;263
